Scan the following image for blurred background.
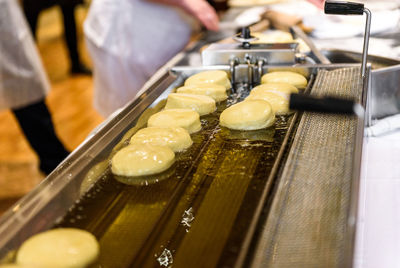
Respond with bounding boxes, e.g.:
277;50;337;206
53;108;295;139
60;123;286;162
0;1;103;214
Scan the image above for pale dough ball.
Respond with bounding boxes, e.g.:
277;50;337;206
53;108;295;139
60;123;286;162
176;84;228;102
148;109;201;134
184;70;231;90
16;228;99;268
165;93;216;116
0;265;30;268
130;127;193;152
251;83;299;95
251;31;293;44
111;144;175;176
267;67;310;78
250;32;311;53
246;90;291;115
261;71;307;89
220;100;275;130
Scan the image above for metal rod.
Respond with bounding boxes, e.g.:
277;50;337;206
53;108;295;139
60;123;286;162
361;8;371;79
257;59;265;84
246;57;254;87
230;58;238;92
290;25;331;64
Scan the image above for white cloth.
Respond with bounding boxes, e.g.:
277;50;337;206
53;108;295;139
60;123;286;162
84;0;193;117
355;131;400;268
0;0;50;110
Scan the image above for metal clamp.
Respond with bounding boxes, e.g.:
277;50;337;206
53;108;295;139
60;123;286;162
245;55;254;87
232;27;258;49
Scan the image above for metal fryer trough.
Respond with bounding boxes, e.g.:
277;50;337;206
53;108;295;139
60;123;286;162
0;63;367;268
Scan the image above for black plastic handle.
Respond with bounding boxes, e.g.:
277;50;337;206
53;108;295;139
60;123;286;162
289;93;356;114
324;0;364;15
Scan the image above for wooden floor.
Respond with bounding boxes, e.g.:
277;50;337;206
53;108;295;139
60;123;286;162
0;5;104;215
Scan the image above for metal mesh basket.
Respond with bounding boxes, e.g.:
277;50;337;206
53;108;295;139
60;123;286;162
251;67;363;268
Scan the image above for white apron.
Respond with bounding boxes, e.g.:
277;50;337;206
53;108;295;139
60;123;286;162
0;0;50;110
84;0;193;117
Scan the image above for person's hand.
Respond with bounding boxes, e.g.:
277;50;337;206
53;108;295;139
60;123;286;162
149;0;220;31
306;0;325;9
179;0;220;31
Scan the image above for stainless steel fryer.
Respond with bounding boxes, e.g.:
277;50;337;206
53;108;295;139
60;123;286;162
0;1;372;266
0;60;369;267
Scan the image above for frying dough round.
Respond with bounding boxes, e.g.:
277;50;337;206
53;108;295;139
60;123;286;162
148;109;201;134
165;93;216;116
220;100;275;130
16;228;99;268
251;83;298;95
246;90;291;115
111;144;175;176
130;127;192;152
184;70;231;90
261;71;307;89
176;84;228;102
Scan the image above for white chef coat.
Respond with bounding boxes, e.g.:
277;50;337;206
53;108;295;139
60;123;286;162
84;0;194;117
0;0;50;110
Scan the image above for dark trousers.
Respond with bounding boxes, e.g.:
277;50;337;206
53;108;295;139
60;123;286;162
12;100;69;175
23;3;80;68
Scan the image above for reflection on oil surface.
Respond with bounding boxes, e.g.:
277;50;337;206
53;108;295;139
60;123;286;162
113;162;178;186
